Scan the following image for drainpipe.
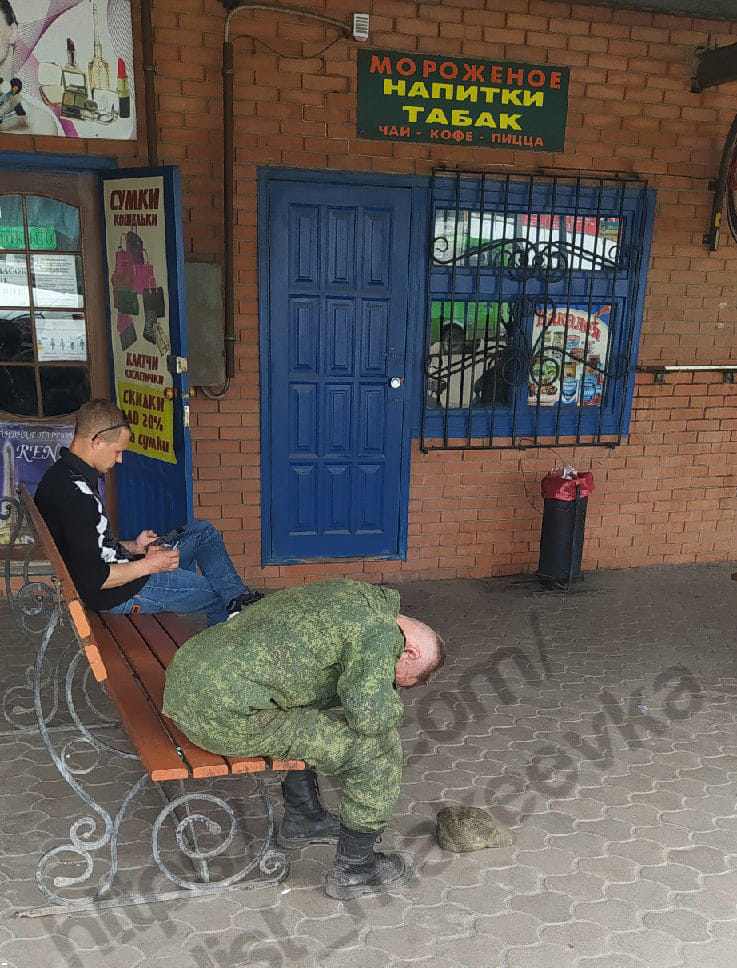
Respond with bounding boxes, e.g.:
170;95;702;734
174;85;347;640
141;0;158;167
221;4;351;391
223;37;235;382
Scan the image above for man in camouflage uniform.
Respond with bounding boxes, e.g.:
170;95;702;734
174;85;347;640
163;578;445;899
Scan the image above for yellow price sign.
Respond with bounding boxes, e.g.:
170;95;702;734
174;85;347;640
117;380;176;464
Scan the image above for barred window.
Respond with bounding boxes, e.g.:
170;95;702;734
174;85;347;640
421;170;654;450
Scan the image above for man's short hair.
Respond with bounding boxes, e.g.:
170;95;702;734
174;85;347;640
415;631;446;686
75;399;129;441
0;1;16;27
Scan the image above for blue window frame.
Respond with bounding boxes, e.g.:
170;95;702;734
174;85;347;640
421;170;655;449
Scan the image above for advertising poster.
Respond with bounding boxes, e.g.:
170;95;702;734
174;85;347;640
0;0;135;140
528;305;610;408
102;176;176;463
358;49;569;151
0;420;74;543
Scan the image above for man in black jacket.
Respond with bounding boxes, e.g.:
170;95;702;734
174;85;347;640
35;399;260;625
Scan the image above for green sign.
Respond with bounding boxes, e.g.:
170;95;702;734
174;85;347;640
357;49;569;152
0;226;57;250
579;0;732;19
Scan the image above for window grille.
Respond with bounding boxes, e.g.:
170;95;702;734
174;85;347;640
421;168;653;450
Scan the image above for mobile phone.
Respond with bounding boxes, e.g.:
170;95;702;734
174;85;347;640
155;526;185;548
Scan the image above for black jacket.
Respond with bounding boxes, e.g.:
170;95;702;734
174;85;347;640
34;448;147;611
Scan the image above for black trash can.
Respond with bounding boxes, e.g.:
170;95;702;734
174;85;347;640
537;471;595;587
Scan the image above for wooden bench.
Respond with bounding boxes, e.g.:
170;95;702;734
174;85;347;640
4;484;304;915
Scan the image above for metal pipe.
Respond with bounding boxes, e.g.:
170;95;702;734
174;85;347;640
141;0;158;167
220;4;351;388
638;364;737;372
223;39;235;380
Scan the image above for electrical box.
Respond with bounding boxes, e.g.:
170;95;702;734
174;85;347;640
184;261;225;387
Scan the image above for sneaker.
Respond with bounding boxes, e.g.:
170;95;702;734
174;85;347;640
226;589;264;619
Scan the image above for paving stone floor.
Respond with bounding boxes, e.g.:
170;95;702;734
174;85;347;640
2;564;737;967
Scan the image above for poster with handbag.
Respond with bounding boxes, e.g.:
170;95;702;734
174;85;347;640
102;175;176;463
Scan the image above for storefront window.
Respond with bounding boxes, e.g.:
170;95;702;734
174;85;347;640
0;195;89;417
423;170;654;449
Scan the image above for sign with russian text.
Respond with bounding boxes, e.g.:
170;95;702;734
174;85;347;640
0;420;74;542
102;175;176;464
357;49;569;151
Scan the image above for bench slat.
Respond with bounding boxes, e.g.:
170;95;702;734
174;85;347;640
100;613;231;780
147;614;282;775
88;613;189;781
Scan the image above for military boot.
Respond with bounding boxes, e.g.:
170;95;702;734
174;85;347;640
277;769;340;848
324;823;413;900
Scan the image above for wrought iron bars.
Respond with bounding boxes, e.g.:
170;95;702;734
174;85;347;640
421;168;650;450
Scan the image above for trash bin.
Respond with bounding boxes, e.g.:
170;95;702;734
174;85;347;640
537;470;595;587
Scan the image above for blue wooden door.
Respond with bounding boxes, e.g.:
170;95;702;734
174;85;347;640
263;178;413;562
100;167;193;537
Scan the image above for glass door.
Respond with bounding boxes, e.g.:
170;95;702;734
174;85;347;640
0;172;108;419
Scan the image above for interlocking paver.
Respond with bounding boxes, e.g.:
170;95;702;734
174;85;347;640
540;918;609;956
578;853;639;883
642;908;710;944
478;910;542;945
667;845;728;875
639;863;702;892
679;939;737;968
4;565;737;967
605;877;670;911
609;927;682;965
573;898;642;932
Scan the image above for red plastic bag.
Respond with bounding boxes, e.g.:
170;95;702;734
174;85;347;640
541;469;595;501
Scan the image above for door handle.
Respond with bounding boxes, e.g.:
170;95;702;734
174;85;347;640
389;377;404;389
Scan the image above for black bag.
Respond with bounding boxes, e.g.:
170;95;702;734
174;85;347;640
143;285;166;318
126;231;145;265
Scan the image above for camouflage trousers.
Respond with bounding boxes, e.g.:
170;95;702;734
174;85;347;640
182;707;403;832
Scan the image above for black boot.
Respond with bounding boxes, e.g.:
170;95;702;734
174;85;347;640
277;769;340;848
324;823;413;900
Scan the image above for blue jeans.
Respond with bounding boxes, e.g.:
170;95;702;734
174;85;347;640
107;520;250;626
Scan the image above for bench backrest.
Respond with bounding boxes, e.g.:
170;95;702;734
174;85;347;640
18;484;108;682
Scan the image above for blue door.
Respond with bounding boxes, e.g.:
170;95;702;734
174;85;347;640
100;167;193;537
262;177;414;563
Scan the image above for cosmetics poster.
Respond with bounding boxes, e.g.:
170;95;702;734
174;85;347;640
102;174;176;464
0;0;135;139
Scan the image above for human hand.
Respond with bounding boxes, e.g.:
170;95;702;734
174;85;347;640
133;529;158;553
144;545;179;573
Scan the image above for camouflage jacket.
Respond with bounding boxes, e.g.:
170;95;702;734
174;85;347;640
162;579;405;741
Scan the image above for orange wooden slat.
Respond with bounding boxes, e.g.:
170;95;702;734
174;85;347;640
267;758;306;771
99;613;230;779
228;757;268;774
68;600;90;639
84;643;107;683
87;613;188;781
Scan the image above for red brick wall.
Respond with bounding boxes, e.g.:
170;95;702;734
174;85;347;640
6;0;737;583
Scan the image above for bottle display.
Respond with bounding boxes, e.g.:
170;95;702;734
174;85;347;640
88;0;111;93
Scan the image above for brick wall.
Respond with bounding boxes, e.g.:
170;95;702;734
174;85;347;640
5;0;737;583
